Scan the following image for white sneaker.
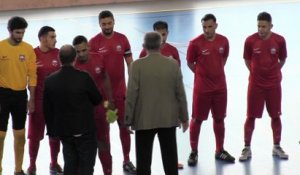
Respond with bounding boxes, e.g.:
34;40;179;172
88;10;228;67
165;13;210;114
239;147;252;161
273;145;288;159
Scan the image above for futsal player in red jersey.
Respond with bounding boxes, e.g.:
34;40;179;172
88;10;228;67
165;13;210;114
239;12;288;161
186;14;235;166
89;10;136;173
73;35;114;175
139;21;181;66
27;26;63;175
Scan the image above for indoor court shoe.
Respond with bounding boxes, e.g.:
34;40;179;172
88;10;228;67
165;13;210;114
50;163;63;175
273;145;289;159
187;150;198;166
123;161;136;174
239;146;252;161
14;170;25;175
26;167;36;175
215;150;235;163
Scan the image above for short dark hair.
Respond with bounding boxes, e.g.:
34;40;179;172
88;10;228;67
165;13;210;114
201;14;217;22
143;32;162;51
59;45;76;65
7;16;28;31
98;10;114;20
153;21;168;31
257;12;272;22
38;26;55;39
72;35;88;46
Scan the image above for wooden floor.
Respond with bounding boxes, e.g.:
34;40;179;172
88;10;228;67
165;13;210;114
1;0;300;174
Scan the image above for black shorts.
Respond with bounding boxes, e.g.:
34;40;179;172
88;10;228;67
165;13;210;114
0;87;27;131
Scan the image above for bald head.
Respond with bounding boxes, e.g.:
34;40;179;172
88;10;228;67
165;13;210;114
59;44;76;65
143;32;162;51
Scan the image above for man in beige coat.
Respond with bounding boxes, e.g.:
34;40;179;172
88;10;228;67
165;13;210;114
125;32;189;175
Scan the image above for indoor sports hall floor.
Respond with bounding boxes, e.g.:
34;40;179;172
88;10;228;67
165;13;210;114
0;0;300;174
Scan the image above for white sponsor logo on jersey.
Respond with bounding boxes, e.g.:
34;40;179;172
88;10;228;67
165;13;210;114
201;49;210;55
98;47;108;54
253;48;261;54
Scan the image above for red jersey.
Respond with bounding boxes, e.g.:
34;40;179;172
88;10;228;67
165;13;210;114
244;32;287;88
139;43;181;66
74;52;107;98
34;47;60;99
187;34;229;92
89;32;131;98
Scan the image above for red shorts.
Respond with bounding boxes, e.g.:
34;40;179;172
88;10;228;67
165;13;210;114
192;89;227;120
247;84;281;118
28;100;46;140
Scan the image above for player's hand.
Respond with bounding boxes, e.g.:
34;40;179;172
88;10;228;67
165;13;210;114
27;98;35;114
126;126;134;134
103;100;115;110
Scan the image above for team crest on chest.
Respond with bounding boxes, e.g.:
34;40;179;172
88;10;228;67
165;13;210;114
95;67;101;74
52;59;58;67
19;55;25;61
270;48;277;55
116;44;122;52
219;47;224;54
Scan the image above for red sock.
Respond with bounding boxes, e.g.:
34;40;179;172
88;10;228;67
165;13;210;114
271;117;282;144
189;118;202;151
29;139;40;169
99;149;112;175
120;127;130;162
49;137;60;166
244;117;255;146
213;119;225;152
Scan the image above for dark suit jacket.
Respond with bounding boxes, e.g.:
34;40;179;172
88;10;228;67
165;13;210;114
43;65;102;137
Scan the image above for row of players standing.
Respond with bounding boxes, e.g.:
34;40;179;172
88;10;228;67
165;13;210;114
0;9;288;175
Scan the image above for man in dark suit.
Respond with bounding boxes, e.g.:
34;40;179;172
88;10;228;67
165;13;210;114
125;32;189;175
43;44;102;175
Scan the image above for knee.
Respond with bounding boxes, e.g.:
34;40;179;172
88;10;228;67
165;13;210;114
97;140;109;151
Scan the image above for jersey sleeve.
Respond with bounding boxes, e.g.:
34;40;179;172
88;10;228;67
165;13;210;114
27;46;37;87
123;36;132;57
224;37;229;60
88;37;97;52
173;47;181;66
139;48;147;58
278;37;287;61
243;37;252;60
186;41;197;64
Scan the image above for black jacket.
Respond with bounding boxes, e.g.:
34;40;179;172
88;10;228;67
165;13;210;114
43;65;102;137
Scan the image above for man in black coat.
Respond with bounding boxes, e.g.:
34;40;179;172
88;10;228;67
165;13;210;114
43;44;102;175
